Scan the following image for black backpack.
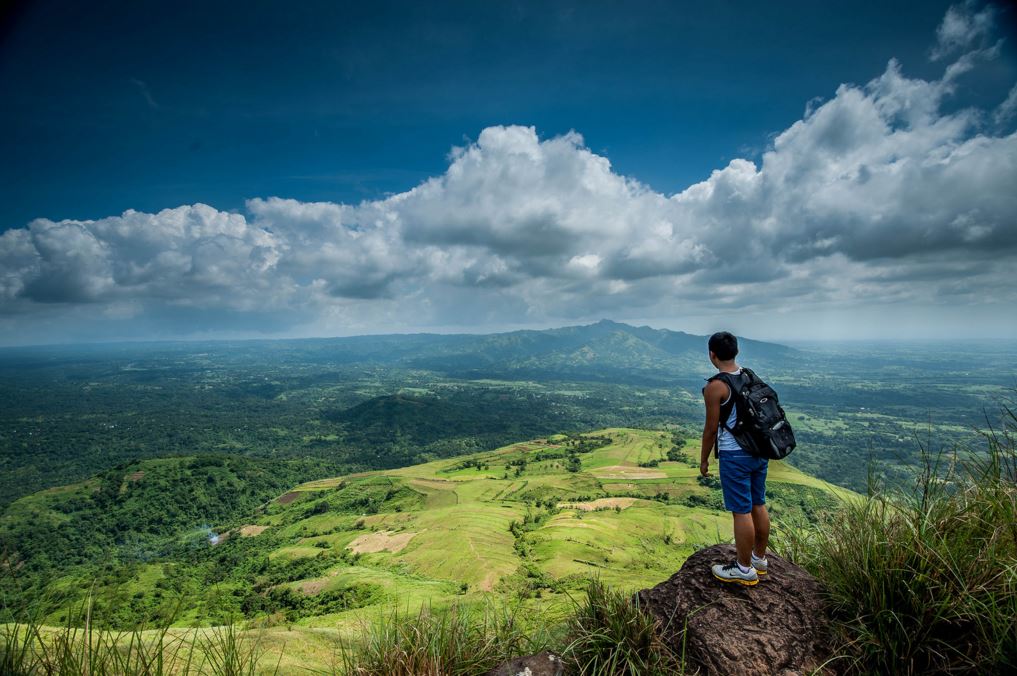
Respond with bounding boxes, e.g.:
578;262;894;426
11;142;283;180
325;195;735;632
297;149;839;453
708;368;796;460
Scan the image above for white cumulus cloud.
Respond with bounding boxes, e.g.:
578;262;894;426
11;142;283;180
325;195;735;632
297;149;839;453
1;4;1016;343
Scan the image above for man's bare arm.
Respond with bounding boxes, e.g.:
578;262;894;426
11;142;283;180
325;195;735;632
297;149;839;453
700;380;726;476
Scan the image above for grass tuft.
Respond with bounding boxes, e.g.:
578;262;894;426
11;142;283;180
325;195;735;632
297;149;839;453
335;600;550;676
777;404;1017;674
560;579;680;676
0;591;279;675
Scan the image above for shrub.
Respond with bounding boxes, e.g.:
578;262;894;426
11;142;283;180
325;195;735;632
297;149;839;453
336;601;547;676
561;579;680;675
778;406;1017;674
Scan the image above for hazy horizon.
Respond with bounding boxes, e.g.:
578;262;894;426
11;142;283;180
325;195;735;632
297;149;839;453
4;317;1017;351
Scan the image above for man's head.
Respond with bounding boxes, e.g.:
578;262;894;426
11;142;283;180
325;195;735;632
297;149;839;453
708;331;738;365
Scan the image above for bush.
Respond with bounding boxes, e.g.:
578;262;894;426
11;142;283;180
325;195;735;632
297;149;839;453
561;580;681;675
778;406;1017;674
336;601;547;676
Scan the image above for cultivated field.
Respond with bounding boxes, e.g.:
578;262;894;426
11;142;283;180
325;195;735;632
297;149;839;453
249;427;852;626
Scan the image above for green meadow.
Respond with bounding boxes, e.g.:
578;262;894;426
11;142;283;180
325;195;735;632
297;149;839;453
42;427;837;648
4;429;851;629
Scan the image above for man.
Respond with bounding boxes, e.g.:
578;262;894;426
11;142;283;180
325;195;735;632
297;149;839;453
700;331;770;585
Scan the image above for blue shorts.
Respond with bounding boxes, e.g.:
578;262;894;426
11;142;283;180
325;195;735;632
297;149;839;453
718;450;768;514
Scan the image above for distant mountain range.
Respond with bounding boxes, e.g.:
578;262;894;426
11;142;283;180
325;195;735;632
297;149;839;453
302;319;795;383
0;320;795;385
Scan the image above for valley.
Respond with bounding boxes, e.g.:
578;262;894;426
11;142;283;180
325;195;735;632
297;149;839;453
1;428;851;634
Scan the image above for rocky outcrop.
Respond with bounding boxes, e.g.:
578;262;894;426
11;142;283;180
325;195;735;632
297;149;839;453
486;651;564;676
636;543;834;675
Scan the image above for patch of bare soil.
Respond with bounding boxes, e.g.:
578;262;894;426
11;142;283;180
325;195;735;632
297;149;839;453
299;579;328;595
591;465;667;479
558;497;639;511
239;525;268;537
126;471;145;482
276;491;300;505
346;530;418;554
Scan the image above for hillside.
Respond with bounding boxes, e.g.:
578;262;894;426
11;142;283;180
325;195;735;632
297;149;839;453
1;428;854;636
0;319;792;385
0;320;793;508
390;319;794;380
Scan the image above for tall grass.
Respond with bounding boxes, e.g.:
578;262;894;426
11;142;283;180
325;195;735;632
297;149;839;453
334;582;683;675
334;600;551;676
778;405;1017;674
0;592;272;675
560;579;680;676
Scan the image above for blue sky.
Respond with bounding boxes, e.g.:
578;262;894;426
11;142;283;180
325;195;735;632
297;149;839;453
0;0;967;224
1;1;1016;344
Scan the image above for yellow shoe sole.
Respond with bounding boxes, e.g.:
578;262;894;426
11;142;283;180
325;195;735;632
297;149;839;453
712;572;759;586
754;569;767;575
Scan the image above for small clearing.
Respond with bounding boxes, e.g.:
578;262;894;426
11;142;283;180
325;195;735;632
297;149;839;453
591;465;667;479
347;530;418;554
276;491;300;505
126;471;145;482
298;579;328;595
239;525;268;537
558;497;639;511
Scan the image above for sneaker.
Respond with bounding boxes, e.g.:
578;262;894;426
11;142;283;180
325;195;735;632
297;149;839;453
751;552;768;576
711;561;758;586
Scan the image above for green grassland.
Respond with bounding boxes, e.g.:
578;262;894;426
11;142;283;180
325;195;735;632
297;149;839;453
2;331;1012;672
48;430;849;626
3;330;1013;512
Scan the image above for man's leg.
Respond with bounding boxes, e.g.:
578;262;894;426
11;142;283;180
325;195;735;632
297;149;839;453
751;504;770;558
732;512;754;568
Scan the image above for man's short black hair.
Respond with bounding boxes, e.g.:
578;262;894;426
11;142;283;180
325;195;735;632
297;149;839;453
708;331;738;361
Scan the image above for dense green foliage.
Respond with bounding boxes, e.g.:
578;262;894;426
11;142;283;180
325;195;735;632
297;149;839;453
2;324;1015;673
333;578;682;676
1;323;740;508
0;454;363;628
3;326;1011;513
1;408;1013;673
2;427;846;633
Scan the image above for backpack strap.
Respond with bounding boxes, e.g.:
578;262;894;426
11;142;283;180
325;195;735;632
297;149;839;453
706;371;742;457
707;371;740;432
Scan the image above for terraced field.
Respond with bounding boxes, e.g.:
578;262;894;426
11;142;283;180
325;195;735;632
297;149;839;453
3;427;857;672
218;427;854;629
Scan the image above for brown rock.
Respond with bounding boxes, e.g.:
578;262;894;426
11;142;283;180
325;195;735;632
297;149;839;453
636;544;834;676
486;650;564;676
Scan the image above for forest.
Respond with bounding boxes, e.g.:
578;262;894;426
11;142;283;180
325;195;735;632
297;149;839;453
2;325;1011;508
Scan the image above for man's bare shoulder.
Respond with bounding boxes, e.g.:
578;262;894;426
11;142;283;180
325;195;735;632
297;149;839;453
703;379;727;401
